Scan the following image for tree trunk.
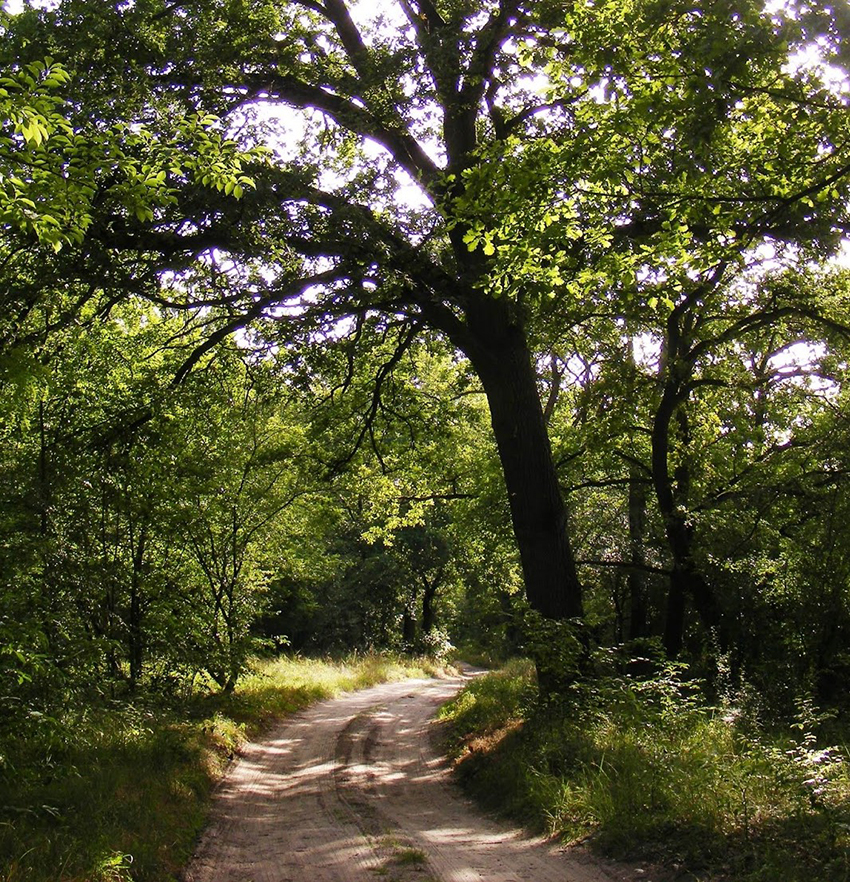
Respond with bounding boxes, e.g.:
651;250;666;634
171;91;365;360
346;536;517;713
663;564;688;658
463;300;582;622
128;519;147;689
627;466;649;641
421;574;440;635
652;381;723;657
402;607;417;647
38;398;49;538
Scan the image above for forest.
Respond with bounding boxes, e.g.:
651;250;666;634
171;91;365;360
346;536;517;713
2;0;850;880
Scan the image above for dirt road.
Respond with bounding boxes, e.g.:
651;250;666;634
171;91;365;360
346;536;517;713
183;671;633;882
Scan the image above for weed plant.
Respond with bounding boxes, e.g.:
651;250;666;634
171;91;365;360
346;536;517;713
0;652;442;882
439;659;850;882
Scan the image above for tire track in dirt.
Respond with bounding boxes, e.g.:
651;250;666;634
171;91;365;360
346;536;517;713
183;672;634;882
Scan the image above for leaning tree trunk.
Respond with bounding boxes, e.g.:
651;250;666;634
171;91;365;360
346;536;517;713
474;329;583;693
423;271;583;692
464;302;583;624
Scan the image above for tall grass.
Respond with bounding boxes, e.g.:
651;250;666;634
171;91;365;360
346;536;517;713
0;653;444;882
438;660;850;881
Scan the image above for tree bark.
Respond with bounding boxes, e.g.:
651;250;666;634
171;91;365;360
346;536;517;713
460;297;583;622
128;518;147;688
421;573;441;635
627;467;649;641
652;379;722;657
402;607;417;647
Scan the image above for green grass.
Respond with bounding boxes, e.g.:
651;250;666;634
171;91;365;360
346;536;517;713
438;661;850;882
0;653;446;882
390;846;427;866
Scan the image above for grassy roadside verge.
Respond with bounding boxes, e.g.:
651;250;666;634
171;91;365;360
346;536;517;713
0;653;446;882
438;660;850;882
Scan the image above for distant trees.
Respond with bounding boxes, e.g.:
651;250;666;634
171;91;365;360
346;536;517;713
0;293;489;716
553;264;850;707
258;330;494;655
0;305;282;703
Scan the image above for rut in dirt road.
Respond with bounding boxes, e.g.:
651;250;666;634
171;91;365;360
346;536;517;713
183;672;629;882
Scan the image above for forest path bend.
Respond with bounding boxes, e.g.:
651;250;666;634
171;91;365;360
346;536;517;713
183;672;628;882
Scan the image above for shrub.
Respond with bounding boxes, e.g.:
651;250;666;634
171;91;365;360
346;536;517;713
439;659;850;881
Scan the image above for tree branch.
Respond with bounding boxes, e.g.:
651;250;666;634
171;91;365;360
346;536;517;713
246;72;441;187
327;319;423;475
172;269;347;384
576;558;670;576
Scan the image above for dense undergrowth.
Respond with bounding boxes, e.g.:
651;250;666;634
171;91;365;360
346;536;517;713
438;659;850;882
0;653;444;882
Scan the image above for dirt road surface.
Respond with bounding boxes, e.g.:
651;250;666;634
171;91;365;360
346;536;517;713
183;671;636;882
